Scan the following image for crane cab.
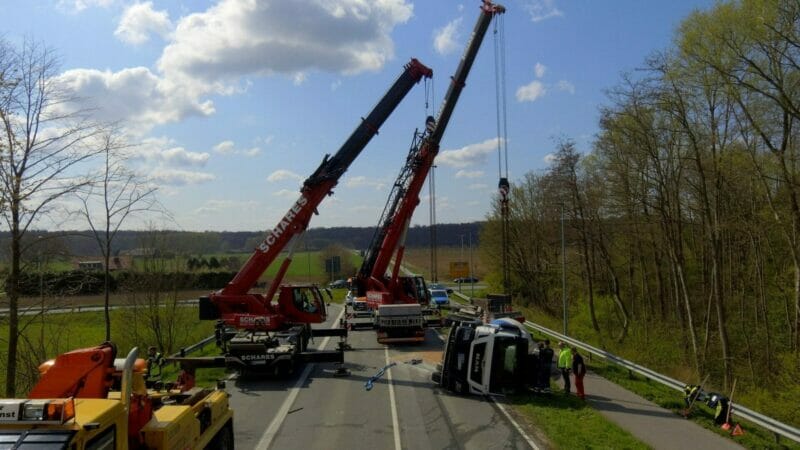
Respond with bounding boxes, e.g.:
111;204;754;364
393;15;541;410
277;284;330;324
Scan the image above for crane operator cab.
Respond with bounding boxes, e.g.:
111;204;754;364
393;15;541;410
279;285;328;323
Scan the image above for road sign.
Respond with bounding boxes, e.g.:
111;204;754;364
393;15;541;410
449;261;469;278
325;256;341;275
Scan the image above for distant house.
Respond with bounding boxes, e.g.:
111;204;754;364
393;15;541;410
75;256;132;271
77;261;103;271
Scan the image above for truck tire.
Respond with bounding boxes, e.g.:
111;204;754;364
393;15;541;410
206;420;234;450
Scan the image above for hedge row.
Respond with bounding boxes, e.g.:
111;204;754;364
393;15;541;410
8;270;239;296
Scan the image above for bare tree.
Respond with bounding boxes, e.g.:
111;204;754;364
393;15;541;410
0;39;105;396
79;132;160;341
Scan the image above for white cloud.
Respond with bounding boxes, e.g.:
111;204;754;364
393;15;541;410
273;189;300;199
213;141;262;157
160;147;209;166
557;80;575;94
292;72;308;86
53;67;214;135
455;170;484;179
544;153;557;163
516;80;546;102
438;138;502;169
159;0;414;84
214;140;235;154
115;2;173;45
57;0;113;13
133;136;210;167
522;0;563;22
469;183;489;190
433;18;462;55
534;62;546;78
56;0;414;133
243;147;262;157
344;175;386;190
267;169;302;183
151;169;215;185
331;79;342;91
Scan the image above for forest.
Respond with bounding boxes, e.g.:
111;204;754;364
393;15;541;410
481;0;800;424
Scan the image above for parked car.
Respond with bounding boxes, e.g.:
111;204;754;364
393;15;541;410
428;282;453;294
429;289;450;306
453;277;479;284
329;279;348;289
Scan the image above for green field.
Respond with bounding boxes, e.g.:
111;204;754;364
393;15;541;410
0;306;220;395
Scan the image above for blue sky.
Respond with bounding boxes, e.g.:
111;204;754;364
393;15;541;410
1;0;713;231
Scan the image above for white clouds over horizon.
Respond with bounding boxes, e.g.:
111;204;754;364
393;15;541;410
56;0;415;135
438;138;502;169
433;18;462;55
115;2;173;45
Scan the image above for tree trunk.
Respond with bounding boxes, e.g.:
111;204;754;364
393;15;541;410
5;208;20;397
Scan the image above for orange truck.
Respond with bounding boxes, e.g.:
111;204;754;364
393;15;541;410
0;342;233;449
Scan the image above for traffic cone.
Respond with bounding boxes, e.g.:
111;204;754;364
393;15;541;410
731;423;745;436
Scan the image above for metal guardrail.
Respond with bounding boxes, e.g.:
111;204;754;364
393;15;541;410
450;291;800;444
169;334;216;359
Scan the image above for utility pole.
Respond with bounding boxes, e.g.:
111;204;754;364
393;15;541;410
561;203;567;335
469;232;474;297
428;165;438;282
460;234;465;293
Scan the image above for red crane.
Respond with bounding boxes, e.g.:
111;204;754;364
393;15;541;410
350;1;505;344
196;59;432;373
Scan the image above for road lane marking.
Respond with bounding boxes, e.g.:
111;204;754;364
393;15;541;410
255;305;346;450
384;346;402;450
489;397;541;450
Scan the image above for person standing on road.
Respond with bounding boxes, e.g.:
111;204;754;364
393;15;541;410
557;342;572;394
539;340;554;393
572;346;586;400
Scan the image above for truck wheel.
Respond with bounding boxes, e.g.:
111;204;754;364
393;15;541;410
206;420;234;450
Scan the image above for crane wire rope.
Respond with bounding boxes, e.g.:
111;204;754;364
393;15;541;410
493;13;511;291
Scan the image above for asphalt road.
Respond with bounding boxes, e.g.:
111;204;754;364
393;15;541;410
227;303;535;450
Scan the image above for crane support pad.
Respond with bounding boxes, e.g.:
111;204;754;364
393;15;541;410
296;350;344;364
310;328;347;338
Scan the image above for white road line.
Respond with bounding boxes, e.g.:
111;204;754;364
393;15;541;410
489;397;541;450
255;306;346;450
384;346;402;450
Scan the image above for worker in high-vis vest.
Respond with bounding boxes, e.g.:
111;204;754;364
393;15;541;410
557;342;573;394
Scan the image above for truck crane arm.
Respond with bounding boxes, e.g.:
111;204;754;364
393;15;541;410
359;1;505;292
207;59;432;325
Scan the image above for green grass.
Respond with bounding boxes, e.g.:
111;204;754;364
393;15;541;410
0;307;223;394
508;389;650;449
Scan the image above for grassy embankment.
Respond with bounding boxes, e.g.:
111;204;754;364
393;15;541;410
521;300;800;450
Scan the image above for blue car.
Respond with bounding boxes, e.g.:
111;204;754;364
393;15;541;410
429;289;450;306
